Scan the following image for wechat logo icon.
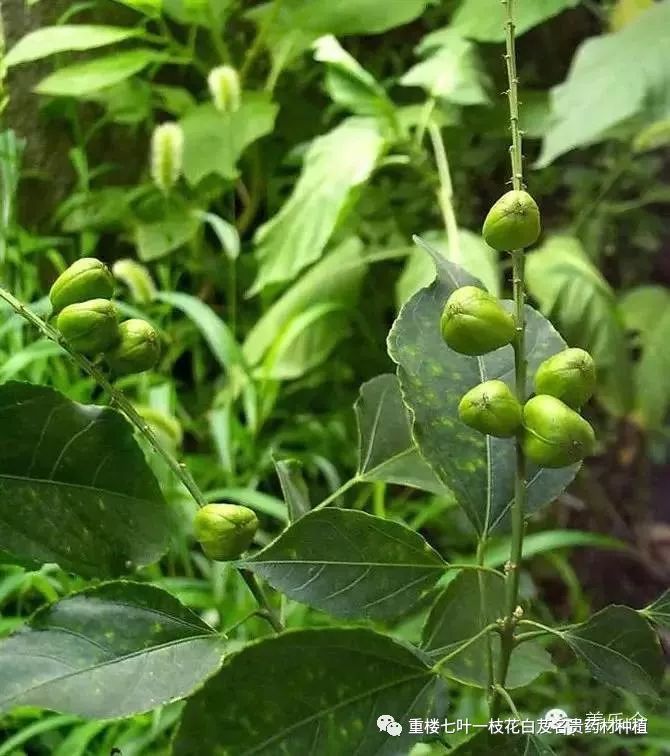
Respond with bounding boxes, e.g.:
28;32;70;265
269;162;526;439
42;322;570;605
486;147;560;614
377;715;403;736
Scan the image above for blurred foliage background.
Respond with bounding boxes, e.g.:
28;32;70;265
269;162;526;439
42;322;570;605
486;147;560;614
0;0;669;753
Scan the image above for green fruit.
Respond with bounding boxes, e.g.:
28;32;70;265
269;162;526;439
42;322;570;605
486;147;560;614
105;319;161;375
523;395;596;468
56;299;119;355
459;380;522;438
482;190;541;251
49;258;114;314
194;503;259;561
441;286;516;355
534;348;596;409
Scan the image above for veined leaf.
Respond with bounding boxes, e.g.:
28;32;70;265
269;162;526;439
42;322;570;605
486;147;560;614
388;240;577;536
250;118;385;294
0;382;170;577
6;26;142;67
241;508;446;621
0;582;224;718
642;589;670;630
173;628;447;755
274;459;311;522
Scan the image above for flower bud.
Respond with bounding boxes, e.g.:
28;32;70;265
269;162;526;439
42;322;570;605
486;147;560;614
523;394;596;468
49;258;114;314
482;190;541;251
207;65;241;113
105;319;161;375
150;122;183;194
459;380;522;438
441;286;515;355
194;503;259;561
56;299;119;356
534;348;596;409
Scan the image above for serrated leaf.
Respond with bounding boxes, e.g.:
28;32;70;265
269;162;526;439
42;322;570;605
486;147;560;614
274;458;311;522
423;571;554;690
387;241;577;536
0;382;170;577
6;26;142;67
563;605;664;697
453;0;579;42
173;627;447;756
0;582;224;718
250;118;385;294
356;374;450;495
538;1;670;165
241;508;446;621
180;95;278;185
526;236;634;415
35;49;164;97
643;589;670;630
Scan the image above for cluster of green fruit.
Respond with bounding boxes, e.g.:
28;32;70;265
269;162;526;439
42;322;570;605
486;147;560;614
49;258;160;375
440;190;596;469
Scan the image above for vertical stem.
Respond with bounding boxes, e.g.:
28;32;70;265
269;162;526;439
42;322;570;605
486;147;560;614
491;0;527;716
428;123;461;262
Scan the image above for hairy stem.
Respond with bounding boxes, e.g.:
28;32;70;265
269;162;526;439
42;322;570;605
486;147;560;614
491;0;527;717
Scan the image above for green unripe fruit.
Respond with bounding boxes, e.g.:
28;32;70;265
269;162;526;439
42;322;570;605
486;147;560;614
194;503;259;561
482;190;541;251
522;395;596;469
56;299;119;355
441;286;516;355
49;258;114;314
105;319;161;375
534;348;596;409
459;380;523;438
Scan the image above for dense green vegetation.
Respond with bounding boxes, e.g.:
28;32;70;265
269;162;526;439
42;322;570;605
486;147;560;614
0;1;669;754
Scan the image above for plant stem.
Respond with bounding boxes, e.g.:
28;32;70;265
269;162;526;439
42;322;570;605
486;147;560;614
240;570;284;633
494;684;522;720
432;623;500;672
491;0;527;718
428;123;461;262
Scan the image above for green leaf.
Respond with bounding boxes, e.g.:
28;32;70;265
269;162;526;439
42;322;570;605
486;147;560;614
563;605;664;697
423;571;554;689
197;211;240;260
451;731;556;755
0;582;224;718
135;211;200;262
241;508;446;621
243;237;367;366
642;589;670;630
35;49;164;98
538;1;670;165
453;0;579;42
0;382;170;577
164;0;231;27
633;116;670;152
526;236;634;415
180;94;278;185
314;35;394;119
250;117;385;294
356;374;450;495
274;458;311;522
388;242;577;536
401;29;488;106
5;26;142;67
173;627;447;755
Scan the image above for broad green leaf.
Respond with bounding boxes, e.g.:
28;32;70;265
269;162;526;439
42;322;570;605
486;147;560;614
250;117;385;294
401;29;488;106
453;0;579;42
241;508;446;620
5;26;141;67
0;382;170;577
620;285;670;336
180;94;278;185
452;731;556;755
538;1;670;165
563;605;664;697
243;237;367;365
197;211;240;260
356;374;450;496
388;241;577;536
135;211;199;261
396;230;500;308
164;0;231;27
313;35;395;119
642;589;670;630
173;627;447;755
0;583;224;718
35;49;164;98
526;236;634;415
423;571;554;689
274;459;310;521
